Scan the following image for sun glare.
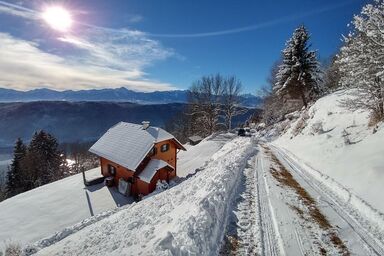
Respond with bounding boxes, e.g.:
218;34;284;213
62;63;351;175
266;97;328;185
42;6;73;32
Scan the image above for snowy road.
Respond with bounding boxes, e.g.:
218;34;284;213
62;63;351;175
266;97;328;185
224;141;384;255
270;145;384;255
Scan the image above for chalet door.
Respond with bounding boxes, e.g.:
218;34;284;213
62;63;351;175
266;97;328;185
118;178;131;196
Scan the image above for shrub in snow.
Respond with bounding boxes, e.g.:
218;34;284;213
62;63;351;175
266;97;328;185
291;110;310;137
257;122;266;130
3;243;21;256
285;111;300;120
368;111;383;127
277;120;291;135
342;129;356;145
292;119;305;137
311;121;325;135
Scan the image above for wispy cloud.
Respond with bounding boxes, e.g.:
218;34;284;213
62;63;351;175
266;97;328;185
145;1;357;38
0;1;177;91
125;14;143;24
0;33;176;91
58;30;174;72
0;1;37;19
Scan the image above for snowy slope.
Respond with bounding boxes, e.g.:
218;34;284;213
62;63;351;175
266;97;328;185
272;90;384;214
0;168;133;250
33;137;254;255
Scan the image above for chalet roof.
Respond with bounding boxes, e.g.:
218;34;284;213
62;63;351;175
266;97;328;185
89;122;185;171
138;159;174;183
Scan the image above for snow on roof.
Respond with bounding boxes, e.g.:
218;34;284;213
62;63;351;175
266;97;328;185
138;159;174;183
89;122;175;171
188;135;203;142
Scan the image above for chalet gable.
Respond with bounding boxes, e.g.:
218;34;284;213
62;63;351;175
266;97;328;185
89;122;185;171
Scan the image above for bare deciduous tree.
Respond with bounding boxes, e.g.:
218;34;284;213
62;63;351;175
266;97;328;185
188;74;247;135
222;76;246;130
188;74;225;136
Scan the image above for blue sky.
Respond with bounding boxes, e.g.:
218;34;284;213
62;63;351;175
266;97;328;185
0;0;370;93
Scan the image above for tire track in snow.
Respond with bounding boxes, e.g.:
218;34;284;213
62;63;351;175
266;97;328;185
256;151;285;256
271;145;384;256
259;145;337;255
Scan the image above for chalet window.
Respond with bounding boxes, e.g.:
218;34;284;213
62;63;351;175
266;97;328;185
161;143;170;152
108;164;116;176
149;147;157;156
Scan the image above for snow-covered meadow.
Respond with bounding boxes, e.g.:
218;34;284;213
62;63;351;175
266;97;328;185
0;167;133;250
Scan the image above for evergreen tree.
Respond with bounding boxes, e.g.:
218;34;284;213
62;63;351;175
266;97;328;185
6;138;27;197
323;55;342;92
25;131;65;188
274;25;323;108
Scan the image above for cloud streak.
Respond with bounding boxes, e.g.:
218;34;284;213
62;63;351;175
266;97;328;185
0;33;176;91
0;1;38;19
145;1;357;38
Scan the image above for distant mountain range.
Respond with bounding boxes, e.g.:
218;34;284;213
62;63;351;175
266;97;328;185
0;87;262;107
0;101;258;148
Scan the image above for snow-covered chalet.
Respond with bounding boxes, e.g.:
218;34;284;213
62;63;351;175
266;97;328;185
89;121;186;197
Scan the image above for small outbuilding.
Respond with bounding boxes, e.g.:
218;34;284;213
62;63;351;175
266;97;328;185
89;121;186;197
188;135;203;146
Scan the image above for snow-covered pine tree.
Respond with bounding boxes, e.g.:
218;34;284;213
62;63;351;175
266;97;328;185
337;0;384;121
6;138;26;197
322;55;342;92
274;25;323;108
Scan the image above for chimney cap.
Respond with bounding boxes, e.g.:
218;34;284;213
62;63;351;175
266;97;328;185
142;121;150;129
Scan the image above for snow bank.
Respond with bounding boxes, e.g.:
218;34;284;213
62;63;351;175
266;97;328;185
273;90;384;215
34;137;255;256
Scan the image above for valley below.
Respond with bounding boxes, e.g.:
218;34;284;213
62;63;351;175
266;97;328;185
0;101;255;148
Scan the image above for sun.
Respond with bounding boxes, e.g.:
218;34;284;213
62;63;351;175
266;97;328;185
42;6;73;32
